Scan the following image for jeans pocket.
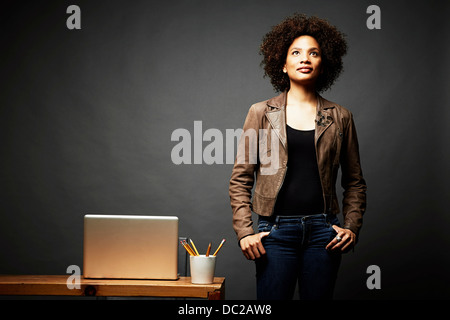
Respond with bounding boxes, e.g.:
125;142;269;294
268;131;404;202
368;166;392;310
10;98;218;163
327;219;338;243
327;215;340;233
258;221;273;233
257;221;276;242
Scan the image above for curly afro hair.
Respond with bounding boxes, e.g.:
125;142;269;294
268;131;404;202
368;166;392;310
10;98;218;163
260;13;348;93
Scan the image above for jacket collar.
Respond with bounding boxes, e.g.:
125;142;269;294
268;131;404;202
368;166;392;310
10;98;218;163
266;91;287;109
265;91;336;148
266;91;336;111
265;92;287;149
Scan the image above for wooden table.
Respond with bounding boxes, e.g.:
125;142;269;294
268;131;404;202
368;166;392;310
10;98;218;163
0;275;225;300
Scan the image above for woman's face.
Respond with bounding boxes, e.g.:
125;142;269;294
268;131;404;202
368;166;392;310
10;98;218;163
283;35;322;88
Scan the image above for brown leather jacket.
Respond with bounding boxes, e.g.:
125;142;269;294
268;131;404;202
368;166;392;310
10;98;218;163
229;92;367;242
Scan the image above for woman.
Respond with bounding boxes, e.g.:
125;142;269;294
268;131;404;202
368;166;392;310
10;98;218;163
229;14;367;300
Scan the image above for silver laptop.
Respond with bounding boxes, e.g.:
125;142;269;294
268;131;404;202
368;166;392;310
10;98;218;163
83;214;179;280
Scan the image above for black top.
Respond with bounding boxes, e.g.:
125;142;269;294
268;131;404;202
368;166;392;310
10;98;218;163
273;125;324;216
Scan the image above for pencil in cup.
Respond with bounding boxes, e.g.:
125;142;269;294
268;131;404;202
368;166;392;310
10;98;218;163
180;240;196;256
213;239;226;256
181;238;226;256
190;239;200;256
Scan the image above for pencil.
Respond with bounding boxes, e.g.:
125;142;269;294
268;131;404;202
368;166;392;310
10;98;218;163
213;239;226;256
181;240;195;256
190;239;200;256
184;240;197;256
206;243;211;257
183;240;196;256
180;240;193;256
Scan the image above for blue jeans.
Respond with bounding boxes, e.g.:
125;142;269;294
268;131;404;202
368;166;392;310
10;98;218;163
255;214;342;300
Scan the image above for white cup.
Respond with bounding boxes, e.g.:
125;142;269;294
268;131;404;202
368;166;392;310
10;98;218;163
190;255;216;284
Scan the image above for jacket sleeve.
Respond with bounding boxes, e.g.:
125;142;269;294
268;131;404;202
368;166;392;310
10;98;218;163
340;112;367;237
229;105;259;243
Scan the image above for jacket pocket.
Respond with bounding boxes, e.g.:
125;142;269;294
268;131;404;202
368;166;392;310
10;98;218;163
252;192;277;216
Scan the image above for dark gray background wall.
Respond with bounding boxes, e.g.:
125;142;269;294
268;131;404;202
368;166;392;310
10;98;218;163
1;0;449;299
